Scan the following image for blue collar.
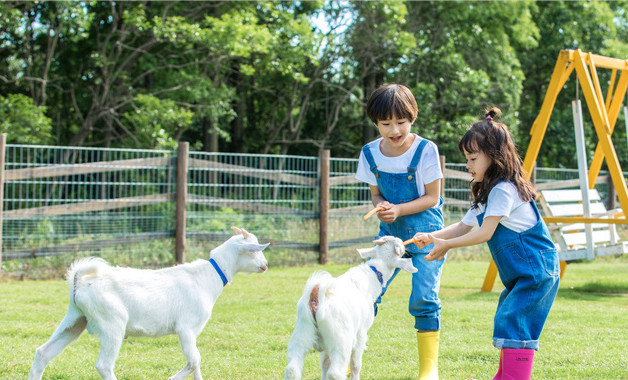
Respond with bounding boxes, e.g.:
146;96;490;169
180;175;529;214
369;265;384;286
209;258;229;286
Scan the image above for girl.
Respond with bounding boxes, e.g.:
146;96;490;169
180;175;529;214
412;107;560;380
355;84;444;380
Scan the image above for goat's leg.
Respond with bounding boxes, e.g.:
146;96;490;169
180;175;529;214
349;331;367;380
285;316;316;380
28;306;87;380
95;325;125;380
320;351;331;380
169;330;202;380
325;348;352;380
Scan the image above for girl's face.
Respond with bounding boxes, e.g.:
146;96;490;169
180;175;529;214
464;149;492;182
375;117;413;155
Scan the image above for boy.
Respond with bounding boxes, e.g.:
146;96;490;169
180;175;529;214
355;84;444;380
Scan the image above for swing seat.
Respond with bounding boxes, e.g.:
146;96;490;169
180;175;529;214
539;189;628;261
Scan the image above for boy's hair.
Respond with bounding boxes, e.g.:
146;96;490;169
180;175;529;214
458;107;537;209
366;84;418;124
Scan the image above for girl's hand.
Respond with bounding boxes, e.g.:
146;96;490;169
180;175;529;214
424;237;449;261
376;202;399;223
411;233;433;249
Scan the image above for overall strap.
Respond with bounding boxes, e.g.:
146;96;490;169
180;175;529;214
529;195;542;221
362;144;379;177
407;139;429;180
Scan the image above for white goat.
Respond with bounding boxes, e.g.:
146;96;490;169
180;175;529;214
285;236;417;380
28;226;269;380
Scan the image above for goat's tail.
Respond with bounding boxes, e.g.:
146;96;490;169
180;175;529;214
303;270;332;297
285;271;332;380
67;257;110;304
302;271;333;318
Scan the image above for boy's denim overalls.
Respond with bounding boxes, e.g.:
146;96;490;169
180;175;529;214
477;194;560;350
362;139;445;331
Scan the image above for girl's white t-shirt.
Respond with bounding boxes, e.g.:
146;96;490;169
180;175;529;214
461;181;538;232
355;134;443;198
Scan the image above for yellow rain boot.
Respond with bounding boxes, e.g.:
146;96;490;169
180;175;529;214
417;330;440;380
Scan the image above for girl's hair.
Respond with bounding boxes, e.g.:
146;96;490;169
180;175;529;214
366;84;418;123
458;107;536;209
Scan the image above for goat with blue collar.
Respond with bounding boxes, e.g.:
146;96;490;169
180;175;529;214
28;226;270;380
285;236;417;380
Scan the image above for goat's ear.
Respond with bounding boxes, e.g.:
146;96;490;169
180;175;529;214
231;226;243;235
396;258;418;273
240;242;270;252
394;244;404;257
373;238;386;246
357;247;375;259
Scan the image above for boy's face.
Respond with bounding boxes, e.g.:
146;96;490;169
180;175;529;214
375;117;413;152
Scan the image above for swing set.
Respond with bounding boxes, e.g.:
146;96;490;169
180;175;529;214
481;49;628;292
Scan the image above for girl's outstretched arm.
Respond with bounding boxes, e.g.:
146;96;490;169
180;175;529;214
411;221;472;248
431;221;473;240
425;215;502;261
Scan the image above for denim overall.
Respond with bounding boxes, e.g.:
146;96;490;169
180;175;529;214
477;196;560;350
362;139;445;331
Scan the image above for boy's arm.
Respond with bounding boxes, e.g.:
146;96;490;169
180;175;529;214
376;179;440;223
369;185;387;207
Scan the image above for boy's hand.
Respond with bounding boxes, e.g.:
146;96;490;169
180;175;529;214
376;202;399;223
411;233;433;249
424;237;449;261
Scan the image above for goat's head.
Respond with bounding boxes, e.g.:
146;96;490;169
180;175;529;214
356;236;417;273
229;226;270;273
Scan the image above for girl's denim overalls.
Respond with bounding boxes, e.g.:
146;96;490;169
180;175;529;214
362;139;445;331
477;194;560;350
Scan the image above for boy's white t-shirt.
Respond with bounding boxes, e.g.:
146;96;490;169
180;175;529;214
461;181;538;232
355;134;443;198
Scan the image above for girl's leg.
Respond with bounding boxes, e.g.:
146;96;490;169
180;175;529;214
500;348;535;380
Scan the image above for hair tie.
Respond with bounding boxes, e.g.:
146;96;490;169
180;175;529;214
486;115;492;120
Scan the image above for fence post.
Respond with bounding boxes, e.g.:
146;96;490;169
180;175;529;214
319;149;330;264
0;134;5;270
175;142;189;264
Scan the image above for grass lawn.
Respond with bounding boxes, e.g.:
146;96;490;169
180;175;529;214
2;258;627;379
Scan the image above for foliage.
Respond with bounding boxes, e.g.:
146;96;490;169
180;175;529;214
0;94;52;144
1;1;628;169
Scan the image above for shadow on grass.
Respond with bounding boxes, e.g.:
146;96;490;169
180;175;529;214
557;281;628;300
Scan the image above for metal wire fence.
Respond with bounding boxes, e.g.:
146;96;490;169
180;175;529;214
2;145;176;263
1;143;625;273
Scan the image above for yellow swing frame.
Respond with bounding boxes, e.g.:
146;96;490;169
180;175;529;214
481;49;628;292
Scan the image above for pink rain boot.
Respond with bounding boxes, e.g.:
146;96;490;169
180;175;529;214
491;349;504;380
500;348;535;380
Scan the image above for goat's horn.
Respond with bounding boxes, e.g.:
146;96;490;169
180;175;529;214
241;228;251;239
231;226;243;235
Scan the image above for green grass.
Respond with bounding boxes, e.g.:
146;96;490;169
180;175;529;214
2;258;628;379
